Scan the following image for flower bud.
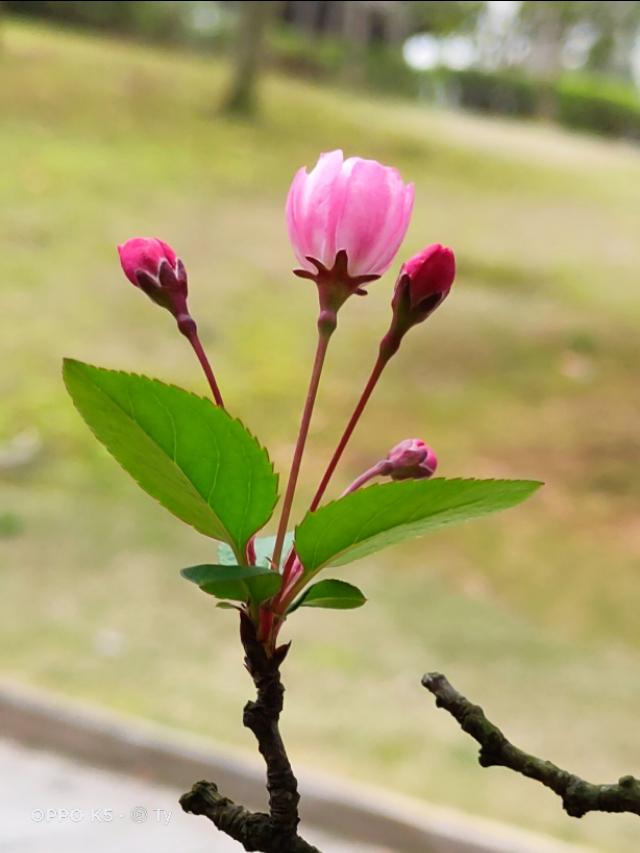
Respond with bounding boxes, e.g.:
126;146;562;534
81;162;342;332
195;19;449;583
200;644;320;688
117;237;191;328
380;243;455;360
383;438;438;480
399;244;455;310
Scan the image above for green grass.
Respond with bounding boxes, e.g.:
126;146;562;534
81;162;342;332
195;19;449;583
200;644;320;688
2;19;640;851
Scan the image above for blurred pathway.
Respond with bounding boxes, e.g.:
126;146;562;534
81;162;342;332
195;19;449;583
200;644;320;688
0;739;386;852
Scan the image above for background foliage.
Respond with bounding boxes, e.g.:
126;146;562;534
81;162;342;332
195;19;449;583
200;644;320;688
7;0;640;136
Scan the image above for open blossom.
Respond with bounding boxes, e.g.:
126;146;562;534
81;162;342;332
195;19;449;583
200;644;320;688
383;438;438;480
286;150;414;279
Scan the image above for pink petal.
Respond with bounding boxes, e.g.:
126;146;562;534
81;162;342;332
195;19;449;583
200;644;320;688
367;181;414;275
334;159;395;276
286;150;344;269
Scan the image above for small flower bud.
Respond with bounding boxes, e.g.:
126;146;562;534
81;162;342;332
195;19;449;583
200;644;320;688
383;438;438;480
342;439;439;496
398;244;455;311
117;237;189;319
380;244;455;361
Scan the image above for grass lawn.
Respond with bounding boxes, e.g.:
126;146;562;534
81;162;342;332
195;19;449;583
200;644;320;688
2;19;640;851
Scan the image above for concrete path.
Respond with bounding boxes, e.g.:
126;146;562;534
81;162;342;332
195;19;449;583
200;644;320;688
0;739;386;852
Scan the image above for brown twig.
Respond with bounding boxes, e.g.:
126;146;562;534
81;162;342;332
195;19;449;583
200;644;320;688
422;672;640;818
180;615;321;852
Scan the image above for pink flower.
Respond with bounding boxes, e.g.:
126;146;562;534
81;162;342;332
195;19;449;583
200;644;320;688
117;237;189;320
384;438;438;480
118;237;179;288
400;243;455;309
380;243;456;360
286;150;414;279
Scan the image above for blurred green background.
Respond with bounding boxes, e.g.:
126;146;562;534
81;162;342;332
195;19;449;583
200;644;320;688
2;2;640;851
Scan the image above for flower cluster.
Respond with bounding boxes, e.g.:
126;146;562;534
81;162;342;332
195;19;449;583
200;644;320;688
116;149;456;648
64;147;546;853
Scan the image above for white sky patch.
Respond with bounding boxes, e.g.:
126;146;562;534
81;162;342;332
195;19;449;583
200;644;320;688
402;0;640;87
404;1;521;71
403;33;476;71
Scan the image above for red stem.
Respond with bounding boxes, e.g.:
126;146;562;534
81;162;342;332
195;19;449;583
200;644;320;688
184;326;225;408
309;353;388;512
271;330;332;572
275;459;387;617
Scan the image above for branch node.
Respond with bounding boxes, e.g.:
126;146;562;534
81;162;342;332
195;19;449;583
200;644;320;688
181;618;319;851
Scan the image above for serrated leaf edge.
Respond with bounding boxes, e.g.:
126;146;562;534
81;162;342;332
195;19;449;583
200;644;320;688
63;358;280;552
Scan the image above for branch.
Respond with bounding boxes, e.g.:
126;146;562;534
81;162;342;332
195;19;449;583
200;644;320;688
422;672;640;819
180;614;321;853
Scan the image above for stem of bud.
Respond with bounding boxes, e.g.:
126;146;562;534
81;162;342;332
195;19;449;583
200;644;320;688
178;318;225;409
340;460;388;496
271;325;333;572
309;345;392;512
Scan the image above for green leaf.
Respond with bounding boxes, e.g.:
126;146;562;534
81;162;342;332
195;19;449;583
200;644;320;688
180;564;281;603
63;359;278;558
295;478;542;575
245;572;283;604
218;532;294;569
288;579;366;613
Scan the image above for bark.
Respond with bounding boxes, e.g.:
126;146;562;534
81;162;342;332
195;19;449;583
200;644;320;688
181;615;320;852
423;672;640;818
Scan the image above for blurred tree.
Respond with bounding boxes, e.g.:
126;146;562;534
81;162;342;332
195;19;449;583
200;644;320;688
584;1;640;80
282;0;408;44
406;0;485;35
6;0;191;41
518;1;584;77
339;1;393;85
221;1;280;116
517;1;640;81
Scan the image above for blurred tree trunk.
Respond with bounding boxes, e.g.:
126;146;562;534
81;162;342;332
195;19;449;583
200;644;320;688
289;0;318;35
221;1;280;117
340;1;369;86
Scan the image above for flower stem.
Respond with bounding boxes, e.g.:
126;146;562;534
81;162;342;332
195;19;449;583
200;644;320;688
276;459;388;614
340;460;387;496
309;351;389;512
271;328;333;571
179;318;225;408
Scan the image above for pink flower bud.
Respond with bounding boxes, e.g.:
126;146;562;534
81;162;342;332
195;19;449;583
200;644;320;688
117;237;190;327
380;243;455;361
118;237;177;286
286;150;414;281
394;243;455;314
384;438;438;480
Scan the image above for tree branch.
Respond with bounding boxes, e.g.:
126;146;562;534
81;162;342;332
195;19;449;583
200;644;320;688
180;614;321;853
422;672;640;818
